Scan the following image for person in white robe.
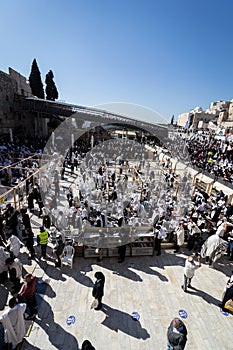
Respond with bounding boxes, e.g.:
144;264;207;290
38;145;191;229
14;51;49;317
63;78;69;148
0;246;10;282
201;222;229;266
7;235;21;257
0;297;26;349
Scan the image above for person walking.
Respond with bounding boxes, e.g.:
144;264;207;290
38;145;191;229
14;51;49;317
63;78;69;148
182;254;201;292
167;317;187;350
5;257;22;293
18;273;37;320
37;226;49;259
92;271;105;310
0;297;26;350
53;234;65;267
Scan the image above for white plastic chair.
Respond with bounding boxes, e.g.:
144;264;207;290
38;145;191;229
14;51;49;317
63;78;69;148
61;245;75;269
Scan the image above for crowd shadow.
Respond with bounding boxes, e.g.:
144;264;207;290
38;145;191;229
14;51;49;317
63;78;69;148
101;304;150;340
36;280;56;299
129;262;169;282
34;260;67;282
209;256;233;278
19;246;68;283
33;295;79;350
187;286;221;306
94;260;143;282
19;252;34;266
61;258;143;283
19;339;41;350
61;264;94;288
89;250;189;283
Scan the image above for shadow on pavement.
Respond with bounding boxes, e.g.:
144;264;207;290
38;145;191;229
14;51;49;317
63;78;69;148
32;296;79;350
36;280;56;298
186;286;221;306
101;303;150;340
19;339;41;350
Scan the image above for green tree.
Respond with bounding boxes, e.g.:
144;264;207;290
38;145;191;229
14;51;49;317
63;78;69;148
29;59;44;99
45;70;59;101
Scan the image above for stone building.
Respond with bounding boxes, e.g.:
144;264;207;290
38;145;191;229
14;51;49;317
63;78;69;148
220;99;233;132
177;101;233;133
177;112;189;128
0;67;48;140
177;107;216;129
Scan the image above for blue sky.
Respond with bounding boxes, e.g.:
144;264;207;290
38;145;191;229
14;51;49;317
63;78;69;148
1;0;233;123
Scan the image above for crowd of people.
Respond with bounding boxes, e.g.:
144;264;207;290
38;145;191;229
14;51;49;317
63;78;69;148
0;200;97;348
0;130;233;348
170;129;233;184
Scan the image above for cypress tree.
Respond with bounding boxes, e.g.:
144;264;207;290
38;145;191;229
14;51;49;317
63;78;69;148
29;59;44;99
45;70;59;101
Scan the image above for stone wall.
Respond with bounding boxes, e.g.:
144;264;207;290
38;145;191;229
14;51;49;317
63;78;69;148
0;68;46;139
9;67;32;96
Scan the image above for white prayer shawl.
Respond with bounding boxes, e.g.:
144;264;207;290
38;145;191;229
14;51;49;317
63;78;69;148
81;207;88;219
216;223;226;238
175;226;185;246
0;247;10;273
0;303;26;347
75;212;83;230
157;227;167;240
10;259;22;279
201;234;228;262
138;204;146;219
8;236;21;257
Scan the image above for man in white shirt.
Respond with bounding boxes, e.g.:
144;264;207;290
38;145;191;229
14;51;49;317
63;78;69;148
0;297;26;349
155;225;167;256
182;254;201;292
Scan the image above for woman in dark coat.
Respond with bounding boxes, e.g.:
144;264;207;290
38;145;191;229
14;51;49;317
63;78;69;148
92;271;105;310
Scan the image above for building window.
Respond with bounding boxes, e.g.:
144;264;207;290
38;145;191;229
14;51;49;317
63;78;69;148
6;95;9;101
18;114;21;121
